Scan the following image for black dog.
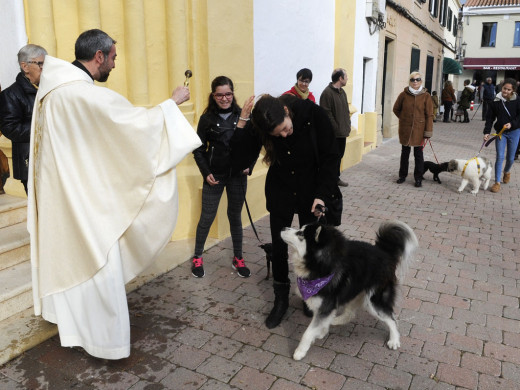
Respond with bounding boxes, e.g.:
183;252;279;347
423;161;449;184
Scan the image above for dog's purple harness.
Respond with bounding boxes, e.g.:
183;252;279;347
297;273;335;301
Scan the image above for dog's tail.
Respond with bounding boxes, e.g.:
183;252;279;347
375;220;418;280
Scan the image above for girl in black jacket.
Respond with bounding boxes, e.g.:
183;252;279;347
244;94;339;328
191;76;254;278
483;78;520;193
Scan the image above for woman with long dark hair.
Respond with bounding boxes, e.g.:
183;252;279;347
191;76;255;278
235;94;339;328
483;78;520;193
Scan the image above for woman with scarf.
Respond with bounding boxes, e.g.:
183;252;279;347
483;78;520;193
191;76;255;278
283;68;316;102
393;71;433;188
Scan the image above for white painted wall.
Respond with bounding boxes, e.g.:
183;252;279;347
253;0;335;102
0;0;27;89
351;0;382;128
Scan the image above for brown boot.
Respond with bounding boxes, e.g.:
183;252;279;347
490;182;501;193
503;172;511;184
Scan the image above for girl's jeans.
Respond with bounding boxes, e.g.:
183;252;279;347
495;128;520;182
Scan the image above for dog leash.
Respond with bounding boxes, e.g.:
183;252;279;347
422;139;440;164
240;181;272;280
476;125;507;156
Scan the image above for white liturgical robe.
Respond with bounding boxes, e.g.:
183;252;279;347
27;56;201;359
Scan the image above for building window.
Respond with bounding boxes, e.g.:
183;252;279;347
514;22;520;46
481;22;497;47
429;0;438;18
410;48;420;73
453;16;458;37
439;0;448;27
447;8;453;31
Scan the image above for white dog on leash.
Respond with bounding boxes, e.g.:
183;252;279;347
447;157;493;194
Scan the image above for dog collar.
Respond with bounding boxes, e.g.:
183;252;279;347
461;157;480;177
297;273;335;301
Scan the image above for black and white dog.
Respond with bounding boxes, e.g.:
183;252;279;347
423;161;449;184
281;221;418;361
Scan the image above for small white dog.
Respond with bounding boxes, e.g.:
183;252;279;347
447;157;493;194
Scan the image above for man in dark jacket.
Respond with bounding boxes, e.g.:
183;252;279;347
482;77;496;121
319;68;351;187
0;44;47;194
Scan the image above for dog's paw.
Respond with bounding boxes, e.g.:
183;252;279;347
293;348;307;361
457;189;463;194
387;338;400;350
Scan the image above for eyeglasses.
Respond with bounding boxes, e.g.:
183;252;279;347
298;79;311;85
213;92;234;99
27;61;44;68
410;78;422;82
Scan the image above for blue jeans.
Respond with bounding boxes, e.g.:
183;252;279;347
495;128;520;182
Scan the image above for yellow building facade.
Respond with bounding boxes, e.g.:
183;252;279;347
1;0;375;242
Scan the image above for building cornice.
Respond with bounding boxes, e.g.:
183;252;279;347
462;6;520;15
386;0;456;53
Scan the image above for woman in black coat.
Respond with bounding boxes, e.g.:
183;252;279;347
236;94;339;328
0;44;47;194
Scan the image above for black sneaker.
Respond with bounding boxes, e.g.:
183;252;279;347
396;177;406;184
232;257;251;278
191;257;205;278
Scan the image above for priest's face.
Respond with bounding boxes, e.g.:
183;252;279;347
98;44;117;83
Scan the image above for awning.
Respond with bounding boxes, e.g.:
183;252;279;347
463;57;520;70
443;57;463;75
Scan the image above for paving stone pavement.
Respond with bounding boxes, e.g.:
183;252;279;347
1;114;519;390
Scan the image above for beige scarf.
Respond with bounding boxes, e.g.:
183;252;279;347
293;83;310;100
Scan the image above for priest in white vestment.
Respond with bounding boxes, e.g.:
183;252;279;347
27;29;201;359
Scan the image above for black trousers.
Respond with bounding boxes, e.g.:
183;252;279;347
399;145;424;182
442;101;453;122
336;137;346;178
269;209;316;284
482;99;493;121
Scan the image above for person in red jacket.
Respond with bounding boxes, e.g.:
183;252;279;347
283;68;315;102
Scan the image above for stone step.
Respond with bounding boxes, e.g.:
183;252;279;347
0;195;27;229
0;222;30;271
0;260;32;322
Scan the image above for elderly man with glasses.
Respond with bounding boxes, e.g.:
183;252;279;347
0;44;47;194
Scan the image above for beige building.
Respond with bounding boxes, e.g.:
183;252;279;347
461;0;520;89
378;0;462;138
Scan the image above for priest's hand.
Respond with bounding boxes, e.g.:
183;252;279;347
171;86;190;105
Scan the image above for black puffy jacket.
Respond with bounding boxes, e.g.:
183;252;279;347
193;109;241;178
0;73;37;181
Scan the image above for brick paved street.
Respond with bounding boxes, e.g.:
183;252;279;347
1;114;519;389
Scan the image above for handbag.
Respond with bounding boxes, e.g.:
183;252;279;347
309;127;343;226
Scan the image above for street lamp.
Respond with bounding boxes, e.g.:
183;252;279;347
461;42;467;59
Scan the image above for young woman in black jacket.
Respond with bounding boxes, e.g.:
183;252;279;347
191;76;255;278
483;78;520;193
235;94;340;328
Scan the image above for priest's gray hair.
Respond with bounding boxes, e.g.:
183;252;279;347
17;44;48;70
75;29;117;61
